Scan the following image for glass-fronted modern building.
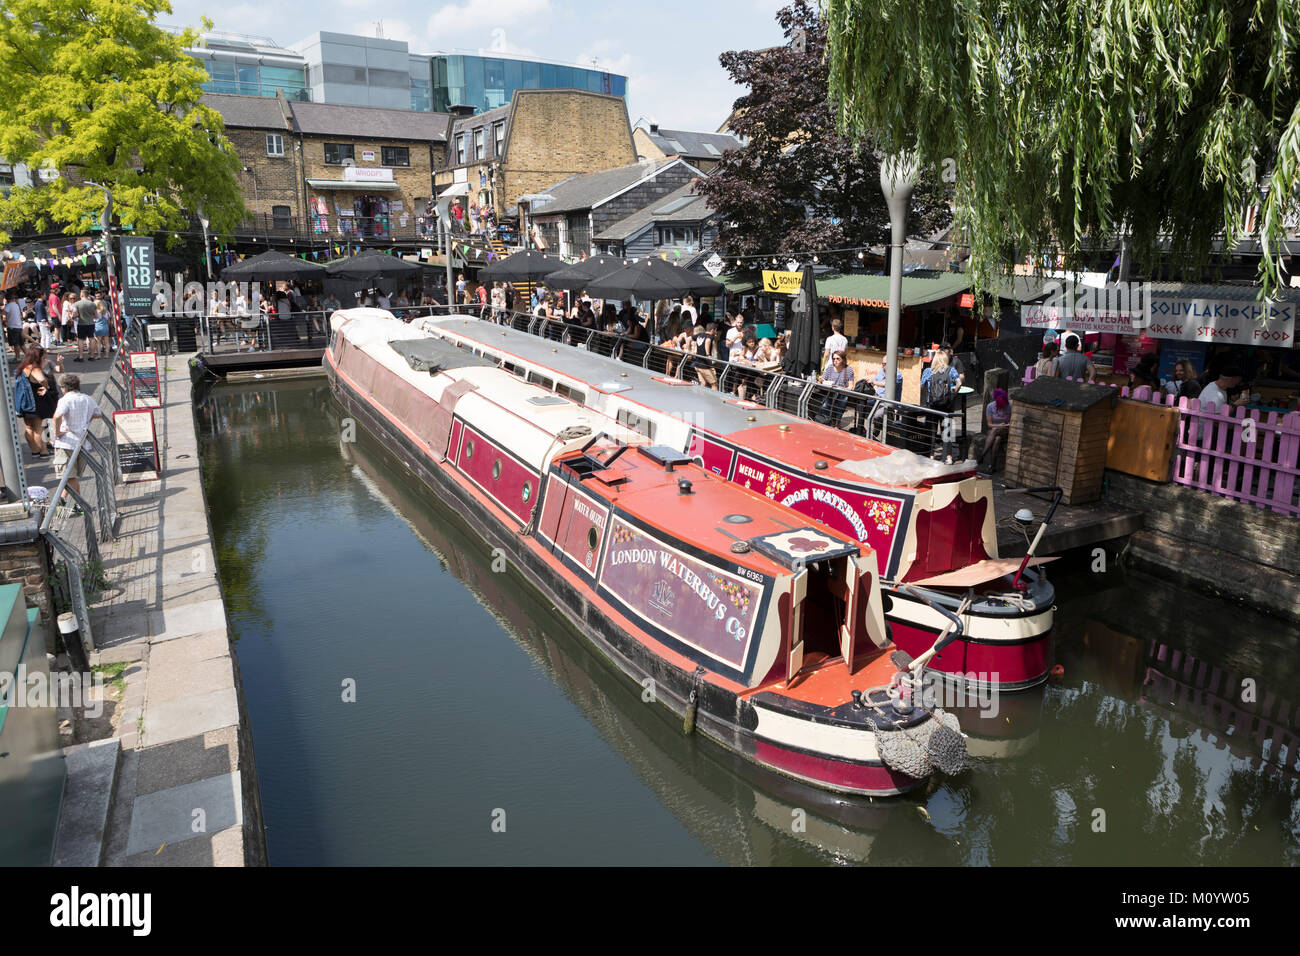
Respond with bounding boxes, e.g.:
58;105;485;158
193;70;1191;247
431;54;627;113
185;31;628;116
187;32;312;101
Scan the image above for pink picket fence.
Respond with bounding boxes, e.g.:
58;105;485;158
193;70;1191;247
1018;368;1300;515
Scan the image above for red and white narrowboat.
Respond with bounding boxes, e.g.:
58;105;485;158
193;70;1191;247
413;316;1056;691
325;310;968;797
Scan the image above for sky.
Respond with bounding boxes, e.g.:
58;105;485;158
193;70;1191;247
161;0;790;131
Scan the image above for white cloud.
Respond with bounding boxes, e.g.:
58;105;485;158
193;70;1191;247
426;0;551;44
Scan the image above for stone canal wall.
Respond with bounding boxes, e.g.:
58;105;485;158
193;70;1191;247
1105;470;1300;622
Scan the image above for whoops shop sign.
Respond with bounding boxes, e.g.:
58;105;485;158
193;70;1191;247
762;270;804;295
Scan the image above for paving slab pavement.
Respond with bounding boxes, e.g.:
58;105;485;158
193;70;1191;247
47;351;265;867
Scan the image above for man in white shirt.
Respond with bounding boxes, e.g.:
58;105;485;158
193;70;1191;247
1198;365;1246;411
51;374;104;505
822;317;848;371
681;295;697;326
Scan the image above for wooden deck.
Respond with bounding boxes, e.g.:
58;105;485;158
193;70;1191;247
994;482;1143;557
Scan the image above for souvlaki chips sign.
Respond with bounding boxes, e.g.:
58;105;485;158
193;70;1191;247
1021;279;1295;345
600;518;763;669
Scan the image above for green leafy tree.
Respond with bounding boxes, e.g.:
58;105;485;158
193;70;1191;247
696;0;951;273
0;0;244;241
824;0;1300;296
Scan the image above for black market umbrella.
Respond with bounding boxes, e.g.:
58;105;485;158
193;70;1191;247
635;255;725;297
781;263;821;378
324;248;420;281
478;248;566;283
543;254;625;291
155;252;187;272
585;256;725;302
222;249;326;282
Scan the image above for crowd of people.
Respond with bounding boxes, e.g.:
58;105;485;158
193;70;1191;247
1034;333;1261;410
4;281;115;364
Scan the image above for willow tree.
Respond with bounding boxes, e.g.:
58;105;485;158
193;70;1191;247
824;0;1300;296
0;0;244;241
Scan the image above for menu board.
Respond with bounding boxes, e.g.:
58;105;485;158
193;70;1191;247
113;409;159;482
843;309;860;338
129;351;160;408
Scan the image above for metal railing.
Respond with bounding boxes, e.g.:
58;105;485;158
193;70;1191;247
424;306;969;456
37;320;151;652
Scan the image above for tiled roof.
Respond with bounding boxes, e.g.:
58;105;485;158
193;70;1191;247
202;94;287;130
289;101;451;142
532;159;683;215
450;103;510;137
642;127;742;160
594;181;715;241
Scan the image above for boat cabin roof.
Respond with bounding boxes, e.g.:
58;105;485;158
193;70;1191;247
561;441;867;579
424;317;799;433
422;316;969;489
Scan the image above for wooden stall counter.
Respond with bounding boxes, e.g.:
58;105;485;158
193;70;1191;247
844;347;925;405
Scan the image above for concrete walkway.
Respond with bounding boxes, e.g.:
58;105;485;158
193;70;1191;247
48;349;264;866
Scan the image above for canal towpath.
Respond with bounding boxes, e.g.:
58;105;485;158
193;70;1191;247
35;346;265;866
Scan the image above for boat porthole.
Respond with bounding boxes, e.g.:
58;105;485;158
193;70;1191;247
466;440;475;459
881;593;893;613
492;460;502;481
522;482;532;503
587;527;599;551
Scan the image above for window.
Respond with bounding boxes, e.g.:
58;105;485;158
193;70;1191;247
493;122;505;158
617;408;656;441
324;143;354;165
456;134;467;165
266;134;284;157
271;205;292;228
382;146;410;167
556;383;586;404
474;130;484;160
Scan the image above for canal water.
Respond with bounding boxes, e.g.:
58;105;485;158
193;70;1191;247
197;377;1300;865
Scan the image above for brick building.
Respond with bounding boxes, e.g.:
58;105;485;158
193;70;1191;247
528;158;703;259
204;92;452;241
433;89;636;228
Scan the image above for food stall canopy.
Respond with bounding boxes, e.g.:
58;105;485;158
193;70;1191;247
815;272;971;309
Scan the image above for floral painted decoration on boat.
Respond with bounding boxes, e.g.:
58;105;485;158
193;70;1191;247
867;500;899;533
764;472;789;499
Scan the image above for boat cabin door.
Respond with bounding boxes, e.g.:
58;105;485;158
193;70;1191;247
786;556;867;682
786;568;808;683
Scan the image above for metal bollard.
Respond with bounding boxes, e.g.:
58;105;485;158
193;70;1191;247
58;612;89;673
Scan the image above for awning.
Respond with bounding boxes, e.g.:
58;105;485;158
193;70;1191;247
717;274;757;294
815;272;970;308
437;182;471;198
307;179;400;191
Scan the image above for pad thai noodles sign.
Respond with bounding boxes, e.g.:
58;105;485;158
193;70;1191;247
1021;280;1295;344
599;517;762;669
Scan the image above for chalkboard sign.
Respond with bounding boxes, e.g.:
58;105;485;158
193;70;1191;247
129;351;160;408
113;409;159;482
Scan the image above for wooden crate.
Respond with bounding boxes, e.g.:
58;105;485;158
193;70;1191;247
1006;378;1118;504
1106;397;1179;481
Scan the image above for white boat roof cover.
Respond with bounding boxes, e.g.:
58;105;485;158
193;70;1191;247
421;317;801;435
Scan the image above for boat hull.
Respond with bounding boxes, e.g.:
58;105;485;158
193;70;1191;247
325;356;927;798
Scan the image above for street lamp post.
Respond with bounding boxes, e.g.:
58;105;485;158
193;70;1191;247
880;154;918;402
198;208;212;283
86;181;121;343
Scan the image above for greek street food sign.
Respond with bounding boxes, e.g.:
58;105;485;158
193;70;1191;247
1021;286;1295;344
599;517;763;669
113;409;159;483
762;270;804;295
